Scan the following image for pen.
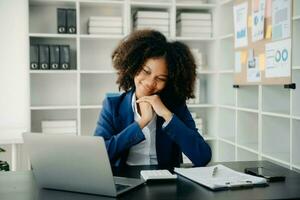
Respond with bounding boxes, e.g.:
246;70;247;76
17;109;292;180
212;166;218;177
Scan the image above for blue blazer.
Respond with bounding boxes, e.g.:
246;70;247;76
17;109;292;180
94;90;211;169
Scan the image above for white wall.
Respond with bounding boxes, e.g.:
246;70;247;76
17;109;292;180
0;0;29;134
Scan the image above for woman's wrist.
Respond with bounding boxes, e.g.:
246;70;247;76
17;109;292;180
162;111;173;122
137;119;147;129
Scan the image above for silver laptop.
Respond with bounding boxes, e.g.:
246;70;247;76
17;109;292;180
23;133;145;197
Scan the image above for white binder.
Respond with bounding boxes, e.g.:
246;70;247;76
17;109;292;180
174;164;268;191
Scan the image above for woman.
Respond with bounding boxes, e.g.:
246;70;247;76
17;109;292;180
94;29;211;169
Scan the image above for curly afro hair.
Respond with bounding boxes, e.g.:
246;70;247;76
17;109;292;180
112;29;197;109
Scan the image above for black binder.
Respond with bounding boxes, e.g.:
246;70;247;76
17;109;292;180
57;8;67;33
60;45;70;70
49;45;60;70
67;9;76;34
30;45;39;70
39;45;50;70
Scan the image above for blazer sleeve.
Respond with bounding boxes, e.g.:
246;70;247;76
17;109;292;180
162;104;212;166
94;97;145;163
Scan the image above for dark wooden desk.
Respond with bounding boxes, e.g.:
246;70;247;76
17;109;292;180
1;161;300;200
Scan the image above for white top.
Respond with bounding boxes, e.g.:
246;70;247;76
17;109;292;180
126;93;158;165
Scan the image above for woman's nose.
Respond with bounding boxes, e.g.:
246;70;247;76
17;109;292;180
144;77;156;89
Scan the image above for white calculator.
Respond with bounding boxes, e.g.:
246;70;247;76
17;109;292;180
140;170;177;182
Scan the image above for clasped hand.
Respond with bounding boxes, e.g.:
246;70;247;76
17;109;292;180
136;95;172;128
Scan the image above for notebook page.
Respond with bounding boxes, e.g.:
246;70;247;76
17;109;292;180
175;164;267;189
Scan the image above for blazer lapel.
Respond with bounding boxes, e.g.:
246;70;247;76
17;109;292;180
115;90;135;130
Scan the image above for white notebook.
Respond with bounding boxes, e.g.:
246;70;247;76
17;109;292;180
174;164;268;191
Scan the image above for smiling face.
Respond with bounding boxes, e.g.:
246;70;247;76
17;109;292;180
134;57;168;99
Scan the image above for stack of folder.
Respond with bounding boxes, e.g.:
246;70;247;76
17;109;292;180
191;48;205;69
30;44;71;70
133;11;169;37
177;12;212;38
42;120;77;135
88;16;123;35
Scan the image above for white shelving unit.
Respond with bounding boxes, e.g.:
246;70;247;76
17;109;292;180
214;0;300;171
1;0;299;171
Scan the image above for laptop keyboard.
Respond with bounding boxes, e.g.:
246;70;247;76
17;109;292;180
115;183;131;192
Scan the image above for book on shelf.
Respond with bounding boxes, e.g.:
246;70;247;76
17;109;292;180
42;120;77;135
191;48;205;66
176;19;212;27
39;45;50;70
178;32;212;38
89;16;122;22
134;11;169;19
57;8;67;33
177;26;212;33
134;18;169;25
59;45;70;70
66;9;76;34
177;12;211;20
88;26;123;34
49;45;60;70
30;45;39;70
88;20;123;27
135;25;169;32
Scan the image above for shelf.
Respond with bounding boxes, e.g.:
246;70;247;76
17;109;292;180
219;0;233;6
29;33;77;38
293;66;300;70
30;70;77;74
80;70;116;74
29;0;76;6
261;111;290;119
80;39;119;71
174;37;215;41
188;107;217;138
203;136;216;141
79;2;124;35
30;105;77;110
218;140;235;162
30;73;77;107
218;108;235;143
187;104;216;108
262;85;290;115
218;74;235;106
31;109;77;133
131;1;171;8
218;105;236;110
81;108;100;136
292;119;300;167
262;115;290;163
197;70;218;74
80;105;103;109
176;3;216;9
218;137;235;146
237;85;258;110
236;144;258;155
293;15;300;21
292;70;300;117
262;154;290;169
236;107;258;113
79;0;124;5
80;34;125;39
216;33;233;40
80;73;119;105
237;111;258;151
30;37;77;70
237;147;258;161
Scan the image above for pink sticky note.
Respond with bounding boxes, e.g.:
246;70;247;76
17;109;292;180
265;0;272;17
